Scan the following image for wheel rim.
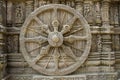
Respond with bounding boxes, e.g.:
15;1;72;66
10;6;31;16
20;4;91;75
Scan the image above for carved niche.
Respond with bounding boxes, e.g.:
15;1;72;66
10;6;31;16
20;4;91;75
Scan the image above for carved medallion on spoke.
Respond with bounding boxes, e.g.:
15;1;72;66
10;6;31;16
20;4;91;75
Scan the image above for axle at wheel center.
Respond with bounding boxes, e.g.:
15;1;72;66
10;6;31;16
48;32;63;47
52;34;59;42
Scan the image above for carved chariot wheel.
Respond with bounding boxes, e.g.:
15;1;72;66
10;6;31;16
20;4;91;75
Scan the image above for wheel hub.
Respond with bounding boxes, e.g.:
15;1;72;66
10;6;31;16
48;32;63;47
52;34;59;42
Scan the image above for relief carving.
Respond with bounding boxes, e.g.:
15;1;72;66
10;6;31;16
0;0;120;80
83;1;93;24
14;2;25;25
93;1;101;25
7;1;13;26
25;0;34;17
20;4;91;75
39;0;47;6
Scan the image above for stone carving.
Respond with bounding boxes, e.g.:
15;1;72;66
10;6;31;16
83;1;93;24
75;0;83;15
93;1;101;25
101;0;113;31
97;35;102;53
6;35;19;53
6;1;13;26
39;0;47;6
20;4;91;75
25;0;34;17
0;0;120;80
14;2;25;25
66;0;75;8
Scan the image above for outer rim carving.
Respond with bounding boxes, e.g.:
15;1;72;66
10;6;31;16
20;4;91;76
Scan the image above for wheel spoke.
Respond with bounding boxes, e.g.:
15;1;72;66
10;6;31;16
27;27;41;34
34;16;50;33
44;49;53;69
62;45;77;61
27;27;47;36
60;48;68;67
41;25;50;34
64;42;84;52
69;27;83;35
61;25;82;34
33;16;45;25
53;48;60;70
33;45;50;63
33;16;50;33
24;36;47;44
61;25;71;34
64;35;87;43
28;46;41;53
61;12;66;25
61;16;78;34
44;48;54;69
53;8;58;20
66;16;78;26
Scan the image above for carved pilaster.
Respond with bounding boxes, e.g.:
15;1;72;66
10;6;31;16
101;35;115;72
101;0;113;32
0;0;3;24
83;0;93;25
14;2;25;27
25;0;34;18
96;34;102;66
113;3;119;27
0;21;6;80
0;26;5;54
7;1;13;27
75;0;83;15
0;0;6;56
0;1;6;79
34;0;39;10
93;0;101;25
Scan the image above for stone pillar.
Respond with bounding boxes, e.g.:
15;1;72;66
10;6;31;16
0;0;5;57
101;0;113;32
75;0;83;15
83;0;93;25
93;0;101;26
101;0;115;72
0;0;6;79
25;0;34;18
0;25;6;80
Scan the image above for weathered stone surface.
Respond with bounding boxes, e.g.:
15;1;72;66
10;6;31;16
1;0;120;80
20;4;91;76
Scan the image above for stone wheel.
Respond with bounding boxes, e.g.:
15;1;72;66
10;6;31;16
20;4;91;75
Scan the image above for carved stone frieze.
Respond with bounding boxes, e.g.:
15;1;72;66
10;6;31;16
0;0;120;80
